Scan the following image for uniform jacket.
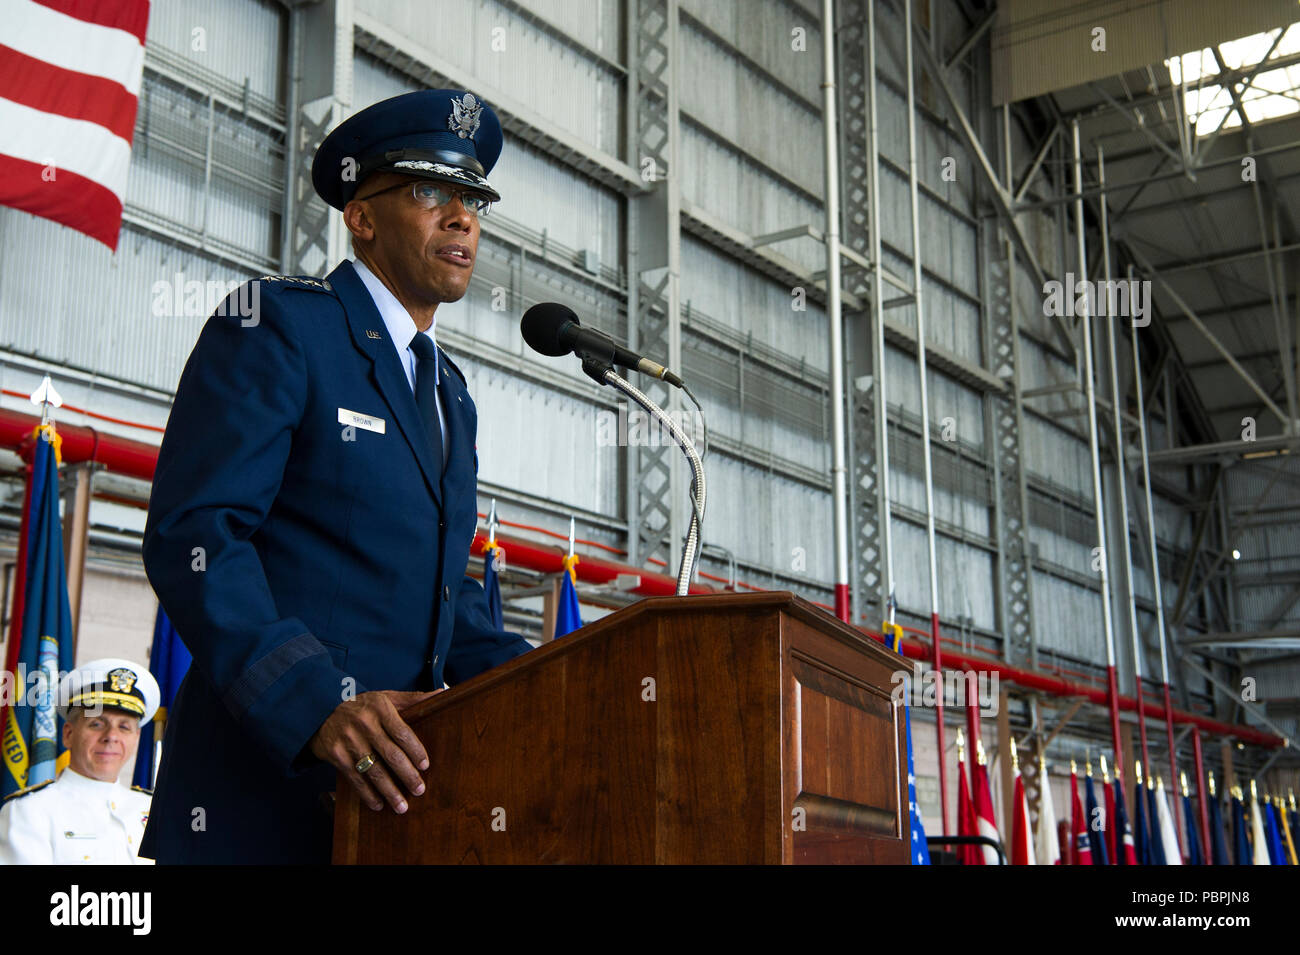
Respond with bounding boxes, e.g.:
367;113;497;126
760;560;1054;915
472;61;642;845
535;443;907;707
139;259;531;864
0;769;153;864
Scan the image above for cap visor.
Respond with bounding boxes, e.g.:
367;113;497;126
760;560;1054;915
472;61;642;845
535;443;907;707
388;159;500;202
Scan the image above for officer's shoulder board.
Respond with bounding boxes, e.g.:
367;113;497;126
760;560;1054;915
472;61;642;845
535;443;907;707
255;274;334;294
131;784;153;796
438;346;468;387
4;779;53;802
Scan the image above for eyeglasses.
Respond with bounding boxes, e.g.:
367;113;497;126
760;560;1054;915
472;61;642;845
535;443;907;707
356;179;493;216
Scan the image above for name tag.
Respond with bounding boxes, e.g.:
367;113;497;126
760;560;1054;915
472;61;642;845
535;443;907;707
338;408;386;434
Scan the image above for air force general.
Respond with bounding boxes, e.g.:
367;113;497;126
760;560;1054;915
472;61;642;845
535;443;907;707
140;90;532;864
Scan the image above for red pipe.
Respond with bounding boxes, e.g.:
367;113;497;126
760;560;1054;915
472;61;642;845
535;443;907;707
1107;665;1124;782
1191;728;1211;861
932;612;949;836
1163;682;1184;859
0;405;1282;749
0;408;157;480
834;583;850;623
895;637;1282;748
470;531;713;598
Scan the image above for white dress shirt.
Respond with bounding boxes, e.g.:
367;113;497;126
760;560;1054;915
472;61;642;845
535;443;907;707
0;768;154;865
352;258;448;467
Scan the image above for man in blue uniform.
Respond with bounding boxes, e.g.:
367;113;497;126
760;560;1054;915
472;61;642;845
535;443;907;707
140;90;532;864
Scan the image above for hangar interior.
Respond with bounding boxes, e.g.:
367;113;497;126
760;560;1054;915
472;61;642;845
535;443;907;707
0;0;1296;841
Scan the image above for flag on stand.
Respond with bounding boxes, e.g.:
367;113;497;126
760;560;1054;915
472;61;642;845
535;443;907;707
1231;787;1252;865
1249;782;1271;866
1009;740;1034;865
1;421;75;797
1101;756;1117;864
1155;777;1183;865
1181;774;1203;866
132;605;190;790
1036;756;1061;865
972;738;1001;864
882;621;929;865
1069;761;1092;865
956;729;981;865
1265;798;1287;865
1146;774;1167;864
1084;761;1109;865
482;541;505;632
1133;767;1151;865
0;0;150;249
554;553;583;638
1207;773;1230;865
1279;793;1298;865
1112;771;1139;864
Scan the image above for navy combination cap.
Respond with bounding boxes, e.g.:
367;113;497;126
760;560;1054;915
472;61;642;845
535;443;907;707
312;89;503;210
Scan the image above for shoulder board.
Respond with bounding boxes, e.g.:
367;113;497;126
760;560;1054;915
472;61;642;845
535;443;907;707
4;779;53;802
438;346;468;387
256;275;334;293
130;784;153;796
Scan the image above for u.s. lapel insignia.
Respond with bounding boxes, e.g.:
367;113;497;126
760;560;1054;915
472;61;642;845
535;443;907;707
365;329;382;340
447;92;483;139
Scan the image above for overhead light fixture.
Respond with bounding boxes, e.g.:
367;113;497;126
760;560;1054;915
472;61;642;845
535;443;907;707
1232;549;1242;560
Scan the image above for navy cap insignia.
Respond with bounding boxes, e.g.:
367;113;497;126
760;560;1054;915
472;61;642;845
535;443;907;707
448;92;483;140
108;668;137;693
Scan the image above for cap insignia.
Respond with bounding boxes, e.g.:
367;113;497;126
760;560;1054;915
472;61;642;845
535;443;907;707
448;92;483;140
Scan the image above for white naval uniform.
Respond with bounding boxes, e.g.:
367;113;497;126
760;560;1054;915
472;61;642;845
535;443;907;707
0;768;154;865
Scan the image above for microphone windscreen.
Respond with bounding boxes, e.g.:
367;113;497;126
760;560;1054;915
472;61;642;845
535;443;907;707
521;303;580;356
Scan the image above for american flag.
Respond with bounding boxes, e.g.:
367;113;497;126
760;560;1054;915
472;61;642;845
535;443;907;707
0;0;150;249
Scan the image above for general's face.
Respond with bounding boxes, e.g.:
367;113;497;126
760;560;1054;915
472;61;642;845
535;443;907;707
348;173;482;310
62;707;141;782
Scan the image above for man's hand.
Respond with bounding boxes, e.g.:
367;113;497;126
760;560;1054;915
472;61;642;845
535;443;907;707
308;690;438;812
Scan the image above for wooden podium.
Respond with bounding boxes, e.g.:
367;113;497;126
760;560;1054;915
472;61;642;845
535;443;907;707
333;591;910;864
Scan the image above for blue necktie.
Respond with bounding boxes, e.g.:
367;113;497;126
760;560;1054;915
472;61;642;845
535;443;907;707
410;333;443;471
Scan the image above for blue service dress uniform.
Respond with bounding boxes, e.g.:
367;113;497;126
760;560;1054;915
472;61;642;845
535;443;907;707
139;260;531;864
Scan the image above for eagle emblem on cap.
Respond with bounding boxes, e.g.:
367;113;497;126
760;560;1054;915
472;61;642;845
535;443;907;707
108;668;137;693
447;92;483;140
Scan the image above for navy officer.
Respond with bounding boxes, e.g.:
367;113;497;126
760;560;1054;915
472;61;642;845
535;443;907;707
0;658;159;864
140;90;532;863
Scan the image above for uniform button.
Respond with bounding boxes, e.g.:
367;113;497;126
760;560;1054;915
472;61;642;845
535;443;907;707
443;585;450;601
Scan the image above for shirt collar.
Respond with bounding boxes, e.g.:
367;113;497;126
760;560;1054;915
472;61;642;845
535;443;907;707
351;258;438;383
58;767;124;795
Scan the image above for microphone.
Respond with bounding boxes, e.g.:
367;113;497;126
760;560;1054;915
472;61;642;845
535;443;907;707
520;303;684;388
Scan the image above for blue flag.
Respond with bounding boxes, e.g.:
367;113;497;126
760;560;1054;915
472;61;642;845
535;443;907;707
1;428;76;797
1113;778;1136;864
1231;793;1251;865
1266;802;1287;865
1133;777;1151;865
133;605;191;789
1208;792;1230;865
1146;783;1166;864
554;556;583;638
1182;791;1204;865
482;544;504;632
880;624;928;864
1085;773;1109;864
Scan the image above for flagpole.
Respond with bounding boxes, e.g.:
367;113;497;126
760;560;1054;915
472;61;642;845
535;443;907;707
1126;260;1183;858
1191;728;1212;868
1072;123;1124;783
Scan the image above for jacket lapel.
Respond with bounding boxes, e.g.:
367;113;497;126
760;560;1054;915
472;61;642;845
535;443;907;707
435;348;475;499
328;260;443;508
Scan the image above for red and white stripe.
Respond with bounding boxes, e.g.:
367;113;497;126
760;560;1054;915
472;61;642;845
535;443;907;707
0;0;149;249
